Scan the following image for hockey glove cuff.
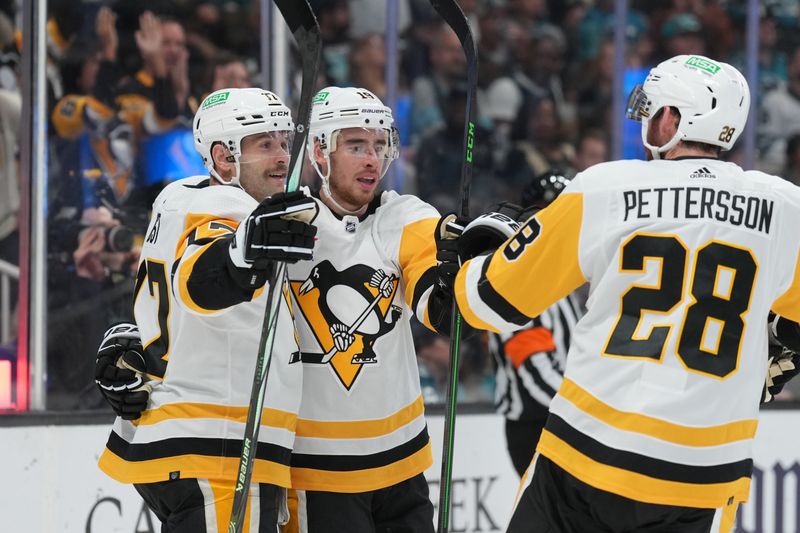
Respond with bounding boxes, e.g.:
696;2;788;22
458;211;521;261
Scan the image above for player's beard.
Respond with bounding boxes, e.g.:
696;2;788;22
329;174;377;211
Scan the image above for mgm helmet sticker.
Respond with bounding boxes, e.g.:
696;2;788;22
290;261;403;390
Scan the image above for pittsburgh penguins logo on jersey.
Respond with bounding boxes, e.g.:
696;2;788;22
289;260;402;390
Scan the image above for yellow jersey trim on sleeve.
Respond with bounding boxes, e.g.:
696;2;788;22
487;192;587;319
455;262;500;333
772;248;800;322
398;217;439;308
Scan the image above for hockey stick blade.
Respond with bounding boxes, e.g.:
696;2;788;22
428;2;478;533
227;2;321;532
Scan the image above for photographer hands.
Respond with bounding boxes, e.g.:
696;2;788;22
74;208;138;281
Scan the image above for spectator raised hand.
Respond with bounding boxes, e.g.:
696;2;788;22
95;7;118;62
135;11;166;78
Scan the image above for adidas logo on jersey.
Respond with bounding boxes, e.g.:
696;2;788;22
690;167;716;179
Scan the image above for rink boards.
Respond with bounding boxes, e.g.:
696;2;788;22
0;408;798;532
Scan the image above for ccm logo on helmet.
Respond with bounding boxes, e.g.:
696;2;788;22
270;111;290;117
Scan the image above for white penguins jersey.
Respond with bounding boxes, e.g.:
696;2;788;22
456;158;800;509
286;190;442;493
99;175;302;488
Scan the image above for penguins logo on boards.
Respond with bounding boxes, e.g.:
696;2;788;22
289;260;403;390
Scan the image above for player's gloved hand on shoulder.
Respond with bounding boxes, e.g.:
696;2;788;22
457;205;522;262
435;213;469;292
762;348;800;403
95;323;152;420
228;189;318;289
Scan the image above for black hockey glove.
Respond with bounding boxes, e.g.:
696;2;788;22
95;323;152;420
426;214;468;336
228;190;318;289
457;208;521;261
768;313;800;353
763;348;800;403
435;213;468;292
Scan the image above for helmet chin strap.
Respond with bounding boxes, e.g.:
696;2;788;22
208;157;244;189
314;149;370;217
641;122;683;160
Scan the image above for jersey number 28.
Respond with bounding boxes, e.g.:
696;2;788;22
603;233;756;379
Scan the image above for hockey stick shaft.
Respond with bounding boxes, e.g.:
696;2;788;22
228;2;320;531
428;2;477;532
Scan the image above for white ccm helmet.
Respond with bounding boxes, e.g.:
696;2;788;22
193;88;294;186
307;86;399;197
626;55;750;159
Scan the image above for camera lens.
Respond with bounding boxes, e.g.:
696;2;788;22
105;225;134;253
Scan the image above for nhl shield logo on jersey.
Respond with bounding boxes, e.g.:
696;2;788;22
289;260;402;390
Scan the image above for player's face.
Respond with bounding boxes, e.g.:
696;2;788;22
238;131;291;201
327;128;390;211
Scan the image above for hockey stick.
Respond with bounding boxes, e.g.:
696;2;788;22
227;1;320;532
428;2;477;532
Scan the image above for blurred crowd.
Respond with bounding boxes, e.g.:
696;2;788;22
1;0;800;409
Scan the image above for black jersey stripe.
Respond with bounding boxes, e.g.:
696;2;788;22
545;414;752;485
411;266;438;314
106;430;292;466
290;427;430;472
185;237;260;310
478;256;530;327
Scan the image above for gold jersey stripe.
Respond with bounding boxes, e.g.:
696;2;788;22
559;378;758;446
295;395;424;439
455;261;498;332
486;193;587;320
772;251;800;322
132;402;298;431
290;442;432;493
397;217;439;309
537;430;751;508
174;214;239;262
98;448;292;487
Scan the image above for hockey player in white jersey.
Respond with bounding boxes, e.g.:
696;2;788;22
283;86;458;532
94;88;317;532
455;55;800;532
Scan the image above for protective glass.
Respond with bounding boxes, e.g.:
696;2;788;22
625;84;651;122
238;130;295;164
329;127;399;178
